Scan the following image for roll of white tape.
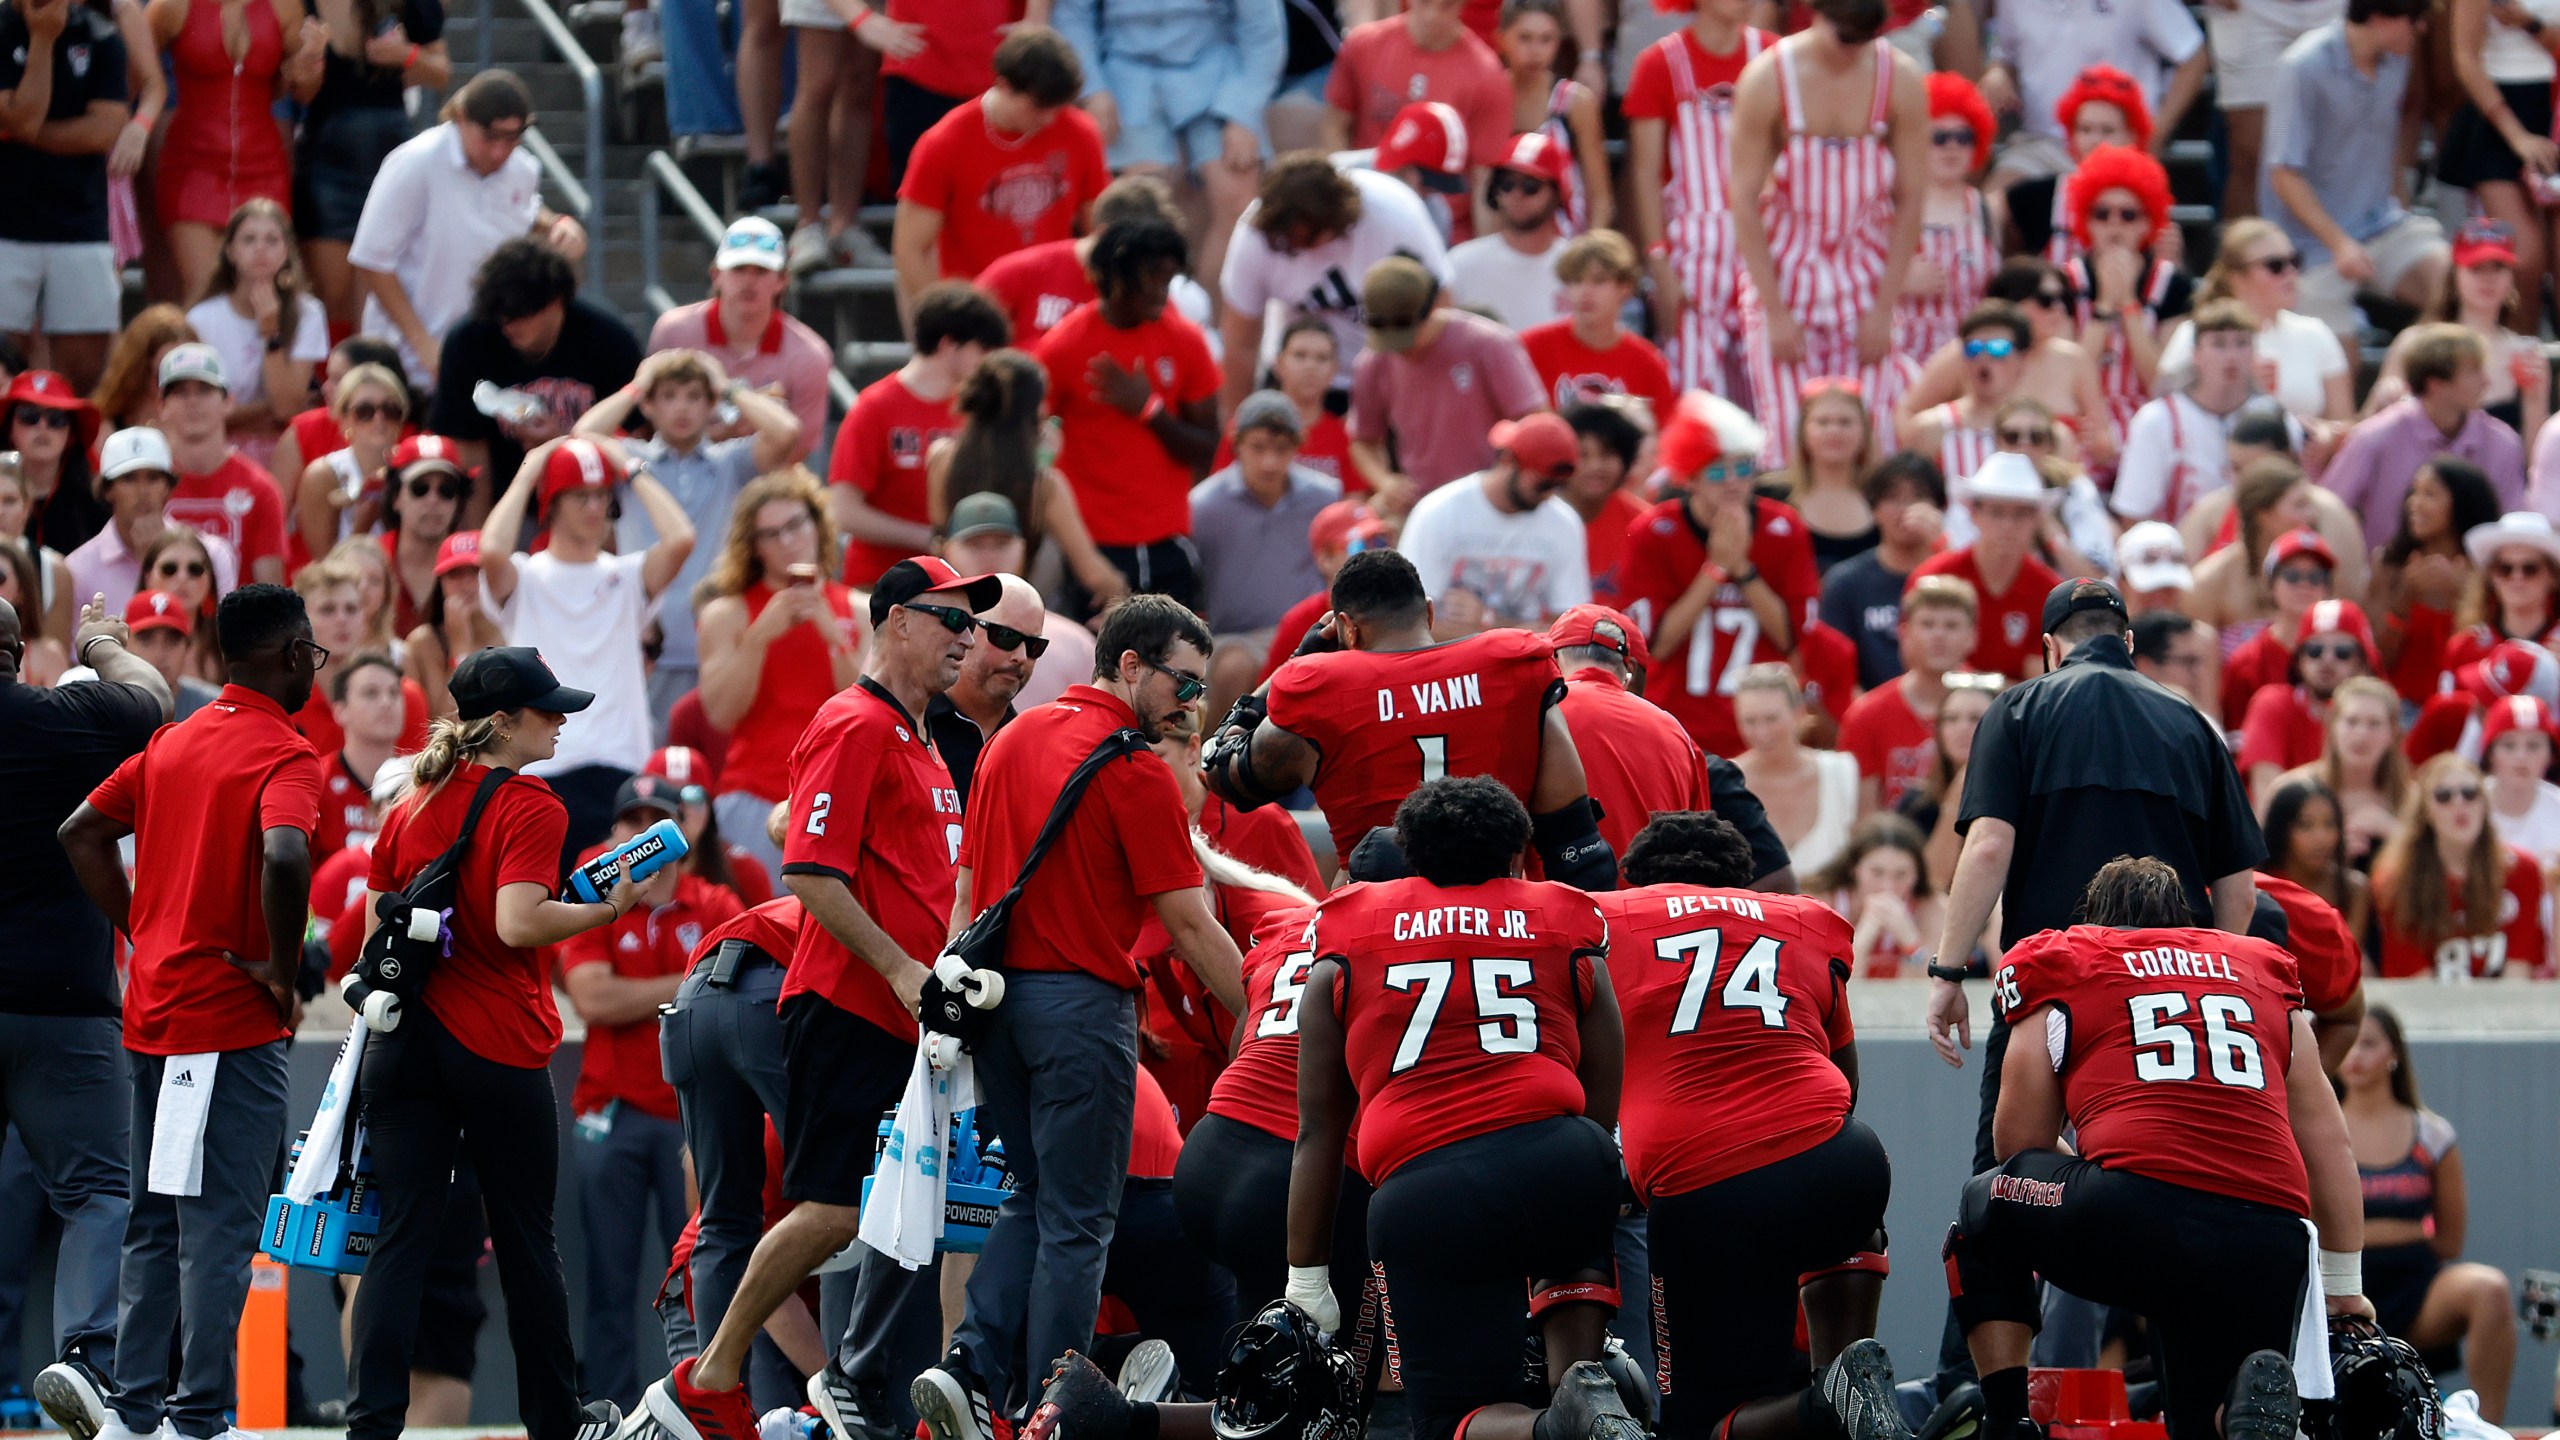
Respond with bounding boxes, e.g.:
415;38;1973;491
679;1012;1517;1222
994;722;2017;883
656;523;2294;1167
405;908;441;943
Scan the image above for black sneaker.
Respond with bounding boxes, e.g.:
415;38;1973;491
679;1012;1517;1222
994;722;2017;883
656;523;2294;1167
914;1349;1001;1440
575;1400;627;1440
1916;1382;1984;1440
1813;1341;1915;1440
1022;1352;1134;1440
810;1362;895;1440
2219;1350;2300;1440
738;160;789;211
33;1356;112;1440
1544;1360;1646;1440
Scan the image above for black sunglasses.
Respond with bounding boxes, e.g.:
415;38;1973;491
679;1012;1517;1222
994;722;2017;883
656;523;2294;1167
902;601;978;635
2272;566;2330;586
406;476;465;500
1145;656;1207;704
984;622;1050;659
13;406;70;430
153;559;208;579
2433;784;2484;805
2025;289;2071;307
349;400;406;424
1998;427;2052;447
2090;205;2148;225
2252;253;2304;276
2298;640;2362;662
1490;173;1550;195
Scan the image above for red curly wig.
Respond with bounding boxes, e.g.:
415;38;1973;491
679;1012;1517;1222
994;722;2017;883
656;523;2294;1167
1926;72;1995;173
2053;64;2154;153
2065;144;2176;250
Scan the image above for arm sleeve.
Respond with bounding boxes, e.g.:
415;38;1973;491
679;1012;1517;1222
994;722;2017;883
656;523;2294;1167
1621;44;1670;119
258;751;325;837
780;720;884;881
291;300;330;363
1179;321;1222;403
1322;35;1362;113
2234;686;2298;774
493;787;571;890
2145;0;2204;64
1348;352;1389;444
2260;57;2313;175
1112;763;1210;898
1952;698;2023;830
1212;0;1287;130
345;151;426;273
87;751;143;825
1485;330;1549;421
2110;403;2174;520
427;328;498;441
831;394;883;492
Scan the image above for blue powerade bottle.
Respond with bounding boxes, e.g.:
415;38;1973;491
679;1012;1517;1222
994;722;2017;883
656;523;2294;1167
565;819;690;902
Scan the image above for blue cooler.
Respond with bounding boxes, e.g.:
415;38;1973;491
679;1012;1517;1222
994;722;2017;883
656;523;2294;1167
260;1132;382;1274
861;1107;1012;1254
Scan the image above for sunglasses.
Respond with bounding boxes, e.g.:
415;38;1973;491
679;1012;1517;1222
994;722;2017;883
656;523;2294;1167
2250;253;2303;276
153;559;208;579
1490;173;1551;196
1699;458;1755;484
2025;289;2070;308
1963;337;2017;359
1367;311;1428;332
1998;426;2052;447
348;400;406;424
2433;784;2484;805
984;621;1050;659
2298;640;2362;661
406;476;465;500
13;406;70;430
902;601;978;635
2272;566;2330;586
1146;656;1207;704
2493;559;2551;579
1929;127;1976;148
2090;204;2148;225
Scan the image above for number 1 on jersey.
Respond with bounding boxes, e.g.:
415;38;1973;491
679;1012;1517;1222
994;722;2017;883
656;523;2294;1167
1655;927;1789;1031
1415;735;1447;782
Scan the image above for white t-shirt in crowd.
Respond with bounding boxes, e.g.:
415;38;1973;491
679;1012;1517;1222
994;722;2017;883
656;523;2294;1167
1994;0;2205;141
485;547;659;776
1222;167;1454;387
1398;472;1593;627
347;123;546;383
184;295;331;411
2156;310;2348;423
2493;780;2560;874
1446;234;1569;334
2113;393;2239;523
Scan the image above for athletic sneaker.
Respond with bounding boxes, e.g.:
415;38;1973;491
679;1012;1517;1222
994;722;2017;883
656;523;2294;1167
1542;1361;1646;1440
34;1355;112;1440
2218;1350;2300;1440
96;1418;165;1440
577;1400;630;1440
1117;1341;1178;1405
787;225;831;277
1914;1382;1983;1440
1022;1353;1134;1440
650;1359;760;1440
810;1362;896;1440
914;1350;1001;1440
1813;1341;1915;1440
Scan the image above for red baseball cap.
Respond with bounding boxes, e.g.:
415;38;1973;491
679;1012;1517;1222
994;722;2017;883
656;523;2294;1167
1375;102;1469;194
2459;639;2560;707
2480;694;2559;749
434;531;483;577
1490;413;1581;481
1492;131;1575;211
1308;499;1385;557
393;433;472;480
538;438;622;511
2298;598;2380;673
645;745;720;788
1547;602;1651;672
2263;527;2336;577
2453;219;2520;271
124;589;191;637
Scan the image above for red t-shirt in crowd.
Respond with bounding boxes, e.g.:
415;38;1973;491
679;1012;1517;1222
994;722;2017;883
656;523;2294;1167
1839;680;1937;811
977;239;1095;349
1519;323;1679;425
561;871;744;1119
1317;875;1603;1183
312;752;381;862
1994;925;2309;1215
169;452;289;577
89;685;323;1055
1205;904;1321;1143
2376;847;2549;979
1211;411;1357;490
1597;886;1854;1198
1555;666;1713;863
2219;625;2292;730
960;685;1203;988
833;373;959;586
1129;1064;1185;1178
1325;19;1512;168
719;579;864;803
368;764;572;1067
1906;547;2062;684
2254;873;2362;1017
2237;686;2326;778
1582;488;1646;605
1034;302;1221;548
1260;590;1331;681
295;676;431;761
880;0;1019;99
898;99;1109;280
1616;496;1821;757
311;842;372;981
778;681;957;1040
1267;628;1561;865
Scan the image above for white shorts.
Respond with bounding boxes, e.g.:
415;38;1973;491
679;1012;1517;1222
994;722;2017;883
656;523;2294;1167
2207;0;2345;110
781;0;842;31
1990;131;2072;183
2296;212;2448;332
0;239;120;336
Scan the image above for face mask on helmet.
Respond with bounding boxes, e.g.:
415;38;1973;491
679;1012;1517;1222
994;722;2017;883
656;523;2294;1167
2304;1321;2445;1440
1214;1302;1365;1440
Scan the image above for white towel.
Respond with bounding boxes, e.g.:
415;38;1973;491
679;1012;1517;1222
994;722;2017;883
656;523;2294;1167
147;1053;220;1198
2294;1219;2336;1400
2442;1390;2513;1440
858;1046;978;1269
285;1020;370;1205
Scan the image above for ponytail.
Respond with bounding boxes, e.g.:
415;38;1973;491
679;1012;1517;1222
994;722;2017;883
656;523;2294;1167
401;713;502;815
1192;834;1318;906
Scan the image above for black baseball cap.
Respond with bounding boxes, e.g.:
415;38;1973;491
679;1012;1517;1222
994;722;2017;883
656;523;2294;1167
615;772;686;821
869;555;1005;628
1347;826;1412;883
450;646;596;719
2041;578;2131;637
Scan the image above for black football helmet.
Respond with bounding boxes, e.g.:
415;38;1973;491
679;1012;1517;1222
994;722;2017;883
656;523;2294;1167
1213;1302;1364;1440
2305;1318;2444;1440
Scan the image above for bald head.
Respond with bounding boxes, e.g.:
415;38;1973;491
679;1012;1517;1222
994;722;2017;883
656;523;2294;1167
951;573;1046;716
988;573;1047;636
0;597;20;683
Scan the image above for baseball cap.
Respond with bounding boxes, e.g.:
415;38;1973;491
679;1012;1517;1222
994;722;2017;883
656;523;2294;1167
2453;218;2519;270
2116;521;2193;594
1373;102;1469;194
434;531;483;577
538;437;622;511
2040;577;2129;636
869;555;1005;628
615;772;689;822
1362;257;1440;354
716;216;788;271
2264;527;2337;576
449;645;596;719
2480;694;2558;748
157;343;227;394
392;433;471;480
2298;598;2381;672
1656;392;1766;479
1233;390;1306;442
124;589;191;637
949;491;1024;543
2461;639;2560;707
1346;826;1412;883
645;745;719;791
1547;602;1651;672
1491;413;1580;481
99;426;174;482
1308;499;1385;557
1492;131;1573;191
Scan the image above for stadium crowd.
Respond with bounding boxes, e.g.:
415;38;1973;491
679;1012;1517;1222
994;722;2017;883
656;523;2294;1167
4;0;2560;1437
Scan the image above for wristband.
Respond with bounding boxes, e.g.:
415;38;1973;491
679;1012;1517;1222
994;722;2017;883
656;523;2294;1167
77;634;116;668
2319;1248;2362;1298
1138;393;1165;423
1732;566;1761;587
1645;240;1671;260
1925;962;1970;983
403;41;419;67
850;7;875;29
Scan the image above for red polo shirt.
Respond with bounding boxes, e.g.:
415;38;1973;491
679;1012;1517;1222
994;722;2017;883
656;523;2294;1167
89;685;323;1055
561;871;745;1119
959;685;1202;987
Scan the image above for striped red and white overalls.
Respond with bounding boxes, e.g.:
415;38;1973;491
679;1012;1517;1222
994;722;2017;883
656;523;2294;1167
1655;26;1768;398
1899;187;1998;363
2068;253;2181;446
1539;79;1589;235
1929;400;1998;482
1742;38;1915;467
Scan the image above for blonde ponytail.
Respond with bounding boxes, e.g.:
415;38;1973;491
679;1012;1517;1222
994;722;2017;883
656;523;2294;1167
1192;833;1319;907
400;714;503;816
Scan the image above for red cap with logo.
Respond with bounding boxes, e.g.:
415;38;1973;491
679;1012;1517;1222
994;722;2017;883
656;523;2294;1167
2480;694;2559;748
1375;102;1470;193
2458;639;2560;707
434;531;483;577
393;433;472;479
2298;598;2380;673
1492;131;1575;214
1547;602;1651;673
538;438;623;511
2263;527;2337;577
1490;413;1581;481
1308;499;1386;557
645;745;720;789
124;589;192;637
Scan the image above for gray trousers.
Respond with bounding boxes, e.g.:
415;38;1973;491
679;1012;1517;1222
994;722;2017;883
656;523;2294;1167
662;959;790;1337
573;1102;688;1412
114;1042;289;1440
825;1246;944;1431
0;1013;129;1373
951;972;1138;1411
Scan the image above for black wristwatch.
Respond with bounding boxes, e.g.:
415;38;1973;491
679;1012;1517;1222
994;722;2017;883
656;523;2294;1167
1732;566;1761;588
1925;962;1971;983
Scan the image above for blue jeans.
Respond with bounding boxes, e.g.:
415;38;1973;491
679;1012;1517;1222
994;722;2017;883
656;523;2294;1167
663;0;743;136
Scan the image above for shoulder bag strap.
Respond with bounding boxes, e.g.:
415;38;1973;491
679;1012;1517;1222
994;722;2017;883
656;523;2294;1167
964;729;1150;960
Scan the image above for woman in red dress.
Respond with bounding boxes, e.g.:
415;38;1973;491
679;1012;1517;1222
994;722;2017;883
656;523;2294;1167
148;0;310;298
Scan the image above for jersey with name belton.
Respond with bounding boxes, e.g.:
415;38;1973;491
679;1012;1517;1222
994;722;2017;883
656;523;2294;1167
1596;886;1854;1200
1995;925;2308;1215
1316;876;1604;1183
1266;629;1560;865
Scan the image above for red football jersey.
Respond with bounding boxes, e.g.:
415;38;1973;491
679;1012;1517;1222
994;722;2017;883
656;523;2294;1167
2253;873;2362;1016
1317;877;1604;1182
1556;667;1714;863
1907;547;2063;683
1995;925;2309;1214
1267;629;1562;865
1205;904;1321;1144
1597;886;1854;1199
1615;496;1820;756
1518;322;1679;425
2375;847;2549;979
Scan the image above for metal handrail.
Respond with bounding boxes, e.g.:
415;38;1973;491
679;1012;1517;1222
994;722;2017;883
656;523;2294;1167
476;0;605;228
640;149;858;415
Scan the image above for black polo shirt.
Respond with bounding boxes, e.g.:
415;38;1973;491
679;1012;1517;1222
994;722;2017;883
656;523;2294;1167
0;3;127;245
0;676;160;1014
1705;752;1793;885
924;694;1013;809
1958;633;2265;951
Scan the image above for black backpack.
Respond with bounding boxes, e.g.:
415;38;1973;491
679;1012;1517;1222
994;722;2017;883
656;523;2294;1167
349;768;513;1030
